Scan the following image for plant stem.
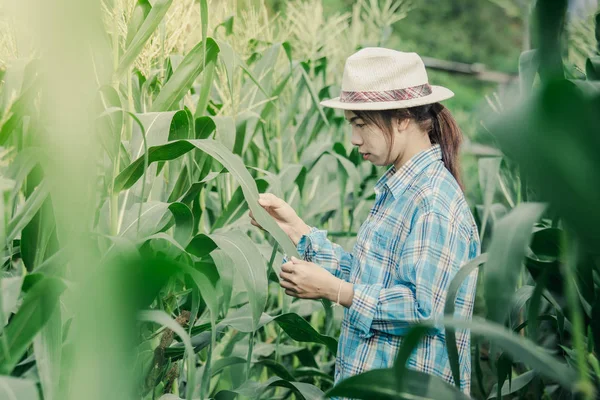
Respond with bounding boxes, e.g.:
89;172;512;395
589;353;600;380
246;331;254;380
560;232;595;399
200;316;217;399
275;105;283;172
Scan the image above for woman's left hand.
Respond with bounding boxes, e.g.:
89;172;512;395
279;256;340;301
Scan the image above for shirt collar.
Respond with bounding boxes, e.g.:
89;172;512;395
374;144;443;199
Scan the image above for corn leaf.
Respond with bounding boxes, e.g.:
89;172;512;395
150;38;220;112
116;0;173;77
0;277;66;374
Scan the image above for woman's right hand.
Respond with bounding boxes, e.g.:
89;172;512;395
250;193;311;245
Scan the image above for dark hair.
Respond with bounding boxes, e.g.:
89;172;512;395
353;102;464;190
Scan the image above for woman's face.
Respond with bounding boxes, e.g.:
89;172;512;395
344;109;409;167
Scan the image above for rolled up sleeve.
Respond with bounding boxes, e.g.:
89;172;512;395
283;226;353;281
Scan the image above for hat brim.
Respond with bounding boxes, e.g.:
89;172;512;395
319;85;454;110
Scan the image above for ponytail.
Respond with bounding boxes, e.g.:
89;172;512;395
428;103;464;191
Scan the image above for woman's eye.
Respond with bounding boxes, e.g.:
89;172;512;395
355;123;365;128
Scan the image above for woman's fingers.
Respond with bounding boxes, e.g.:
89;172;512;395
279;278;295;290
281;262;294;273
279;271;293;282
285;289;297;297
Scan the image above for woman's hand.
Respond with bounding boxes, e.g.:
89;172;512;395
279;256;354;307
249;193;311;245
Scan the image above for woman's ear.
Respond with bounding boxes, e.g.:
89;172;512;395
396;117;410;132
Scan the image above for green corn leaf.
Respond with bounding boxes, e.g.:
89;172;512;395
150;38;220;112
114;138;301;262
6;181;50;245
208;230;268;330
138;310;195;399
430;317;576;389
210;250;234;315
487;370;536;399
116;0;173;77
124;0;152;48
216;376;324;400
0;277;66;374
1;275;24;326
326;368;469;400
586;56;600;80
33;305;62;400
0;376;40;400
477;157;502;237
254;358;296;381
483;202;546;325
165;202;193;247
118;201;171;239
444;254;488;388
299;65;328;126
273;313;338;355
518;49;539;96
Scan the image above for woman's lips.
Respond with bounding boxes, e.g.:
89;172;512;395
362;153;370;160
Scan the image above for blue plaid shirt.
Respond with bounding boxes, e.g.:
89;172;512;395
289;144;479;396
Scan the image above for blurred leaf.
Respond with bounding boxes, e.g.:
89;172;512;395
534;0;567;82
487;79;600;248
586;56;600;80
33;305;61;400
444;254;488;389
484;203;546;325
525;227;563;295
433;317;576;389
519;50;539;96
326;368;469;400
591;294;600;353
217;376;324;400
478;157;502;237
0;277;66;374
0;376;40;400
487;370;535;398
496;353;512;399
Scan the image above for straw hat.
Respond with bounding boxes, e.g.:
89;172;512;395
320;47;454;110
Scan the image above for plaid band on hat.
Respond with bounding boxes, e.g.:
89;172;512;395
340;83;432;103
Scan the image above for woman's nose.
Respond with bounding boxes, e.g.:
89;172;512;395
350;129;363;147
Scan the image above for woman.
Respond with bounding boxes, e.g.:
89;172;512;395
250;47;479;396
